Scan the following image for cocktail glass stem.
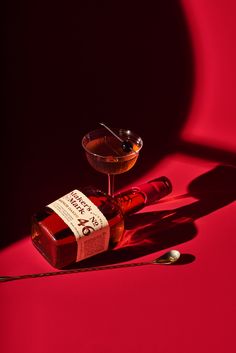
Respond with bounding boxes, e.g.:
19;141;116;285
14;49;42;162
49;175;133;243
108;174;115;196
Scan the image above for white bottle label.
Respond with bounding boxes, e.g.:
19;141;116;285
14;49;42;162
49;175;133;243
47;190;110;262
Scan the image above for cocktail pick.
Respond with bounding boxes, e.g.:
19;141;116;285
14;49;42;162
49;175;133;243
99;122;134;152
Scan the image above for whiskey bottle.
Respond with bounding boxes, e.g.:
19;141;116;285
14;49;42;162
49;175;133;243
31;176;172;268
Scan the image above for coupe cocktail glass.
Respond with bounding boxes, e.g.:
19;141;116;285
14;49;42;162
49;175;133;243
82;127;143;196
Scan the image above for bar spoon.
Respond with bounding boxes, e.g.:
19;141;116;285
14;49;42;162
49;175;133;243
0;250;180;283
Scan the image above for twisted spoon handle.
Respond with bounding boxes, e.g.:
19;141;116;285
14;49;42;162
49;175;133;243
0;261;150;282
1;250;180;282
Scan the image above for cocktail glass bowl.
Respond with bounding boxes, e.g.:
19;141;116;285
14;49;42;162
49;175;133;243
82;127;143;195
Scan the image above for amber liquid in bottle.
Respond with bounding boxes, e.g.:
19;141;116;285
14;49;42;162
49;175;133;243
31;177;172;268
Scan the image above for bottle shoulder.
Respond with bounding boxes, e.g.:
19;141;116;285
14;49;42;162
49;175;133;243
71;187;123;220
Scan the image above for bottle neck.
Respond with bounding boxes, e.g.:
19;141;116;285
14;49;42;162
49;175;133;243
115;176;172;215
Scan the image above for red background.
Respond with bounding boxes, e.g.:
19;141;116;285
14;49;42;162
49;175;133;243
1;1;236;353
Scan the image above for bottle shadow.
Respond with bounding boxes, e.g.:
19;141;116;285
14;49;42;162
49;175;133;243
66;164;236;269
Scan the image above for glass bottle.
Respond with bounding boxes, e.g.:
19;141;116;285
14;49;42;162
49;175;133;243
31;176;172;268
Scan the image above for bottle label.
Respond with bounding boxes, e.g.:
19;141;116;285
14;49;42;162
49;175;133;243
47;190;110;262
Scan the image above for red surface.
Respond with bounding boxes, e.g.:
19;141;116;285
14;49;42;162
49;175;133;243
1;154;235;353
1;1;236;353
181;0;236;151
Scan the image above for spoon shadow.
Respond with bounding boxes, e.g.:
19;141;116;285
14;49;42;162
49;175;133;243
173;253;195;265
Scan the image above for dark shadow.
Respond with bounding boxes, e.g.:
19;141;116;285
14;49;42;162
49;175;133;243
64;221;197;269
2;1;194;248
177;141;236;166
64;164;236;269
174;253;196;265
